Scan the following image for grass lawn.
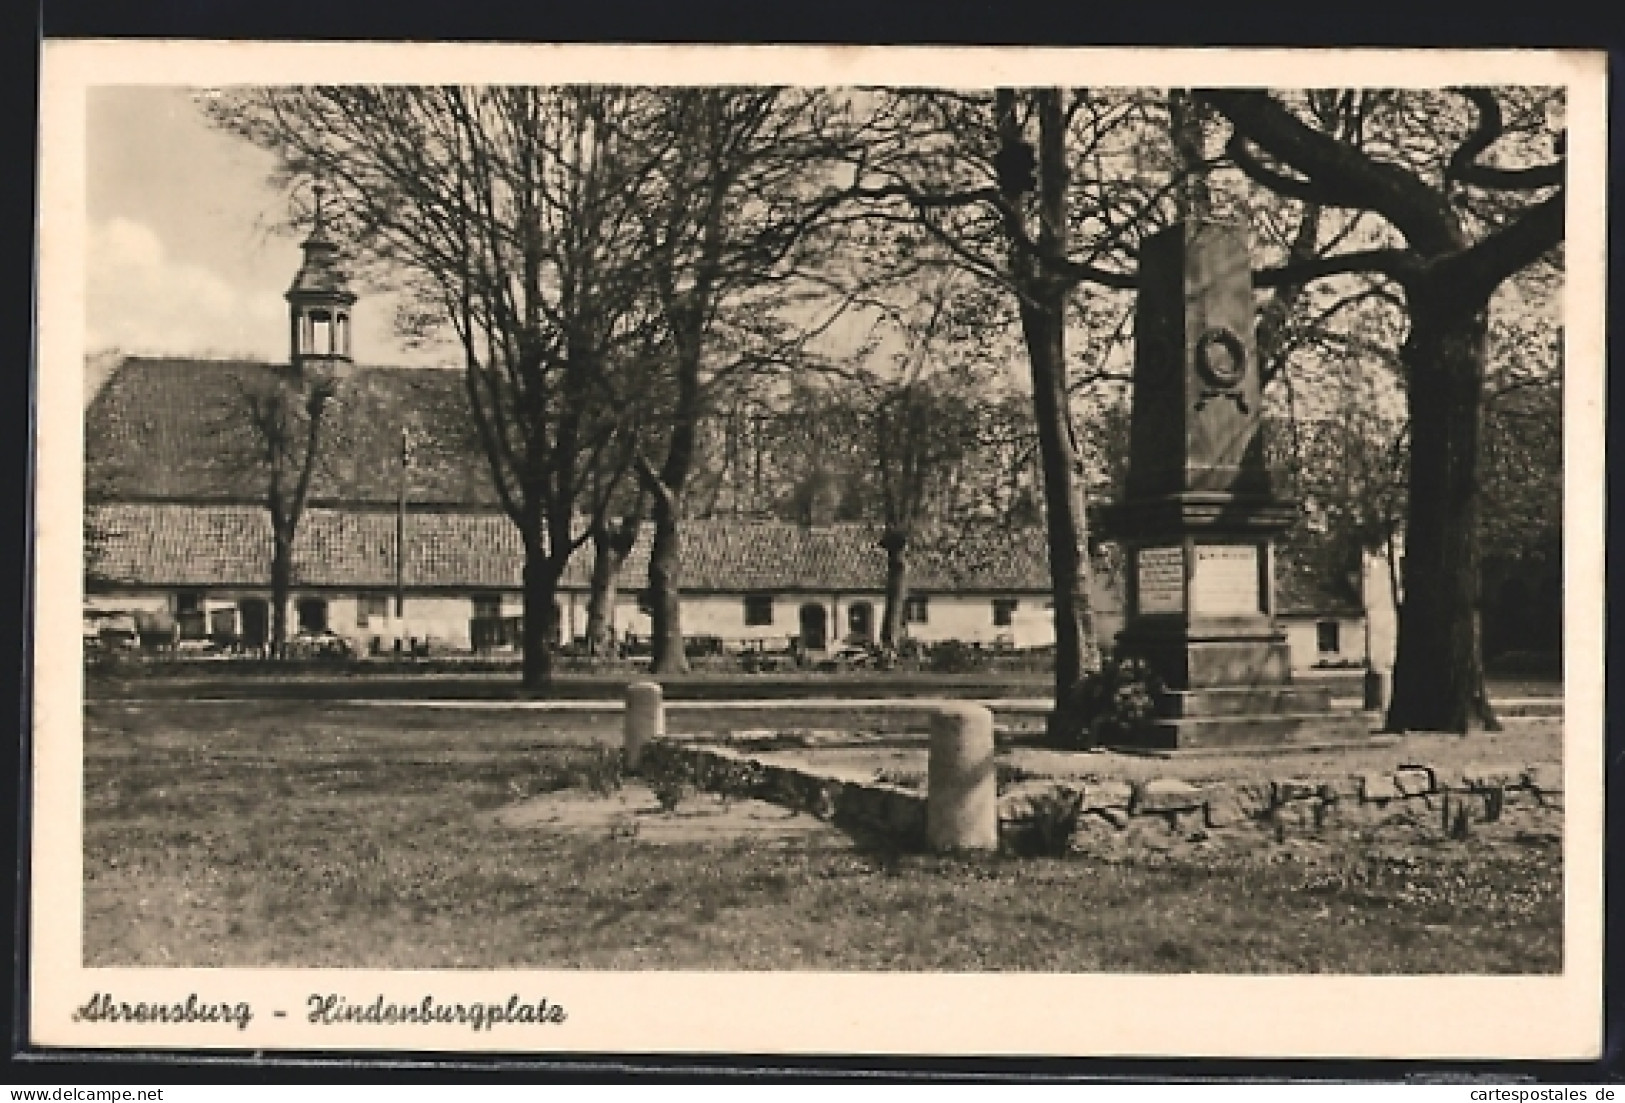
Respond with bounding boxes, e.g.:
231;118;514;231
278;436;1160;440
84;700;1562;973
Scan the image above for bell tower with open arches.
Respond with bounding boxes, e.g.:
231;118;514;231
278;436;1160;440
285;184;356;378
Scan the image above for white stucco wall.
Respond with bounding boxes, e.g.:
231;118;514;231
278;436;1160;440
607;593;834;650
1362;545;1400;672
87;587;529;653
300;593;479;652
339;590;559;653
84;592;170;615
84;585;1122;656
898;594;1055;648
600;590;1058;652
173;589;1071;654
1282;615;1367;672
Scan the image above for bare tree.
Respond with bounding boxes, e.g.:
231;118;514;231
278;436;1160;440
842;88;1171;735
843;278;990;647
1199;87;1564;732
627;87;873;676
210;87;662;687
241;366;340;657
583;490;645;657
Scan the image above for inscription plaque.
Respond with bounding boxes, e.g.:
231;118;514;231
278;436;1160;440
1191;544;1260;615
1136;546;1185;615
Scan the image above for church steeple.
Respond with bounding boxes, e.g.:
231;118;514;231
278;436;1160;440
286;184;356;376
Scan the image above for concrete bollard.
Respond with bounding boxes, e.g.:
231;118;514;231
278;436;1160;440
1363;665;1391;714
927;703;998;852
624;681;663;771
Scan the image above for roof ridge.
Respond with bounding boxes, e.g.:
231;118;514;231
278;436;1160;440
115;354;461;374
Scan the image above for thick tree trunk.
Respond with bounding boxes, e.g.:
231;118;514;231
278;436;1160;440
269;534;292;660
520;537;558;690
647;497;689;676
879;527;909;647
585;515;639;657
997;89;1100;742
584;538;620;657
1386;293;1500;733
1018;290;1101;720
643;329;701;680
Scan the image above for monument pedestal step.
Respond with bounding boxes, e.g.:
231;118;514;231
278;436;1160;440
1154;686;1334;718
1114;709;1375;751
1110;732;1402;760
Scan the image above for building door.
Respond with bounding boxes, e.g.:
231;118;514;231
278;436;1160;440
799;603;828;652
297;597;328;634
239;599;268;649
847;601;874;644
174;590;206;640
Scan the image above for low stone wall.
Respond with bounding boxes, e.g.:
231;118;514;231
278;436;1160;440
1001;762;1563;857
639;738;928;847
640;736;1563;856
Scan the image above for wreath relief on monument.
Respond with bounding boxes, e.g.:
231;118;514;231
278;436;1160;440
1193;326;1249;412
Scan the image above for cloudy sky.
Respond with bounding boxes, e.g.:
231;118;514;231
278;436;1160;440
87;86;451;369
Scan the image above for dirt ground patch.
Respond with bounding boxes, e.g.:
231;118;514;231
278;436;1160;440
491;785;849;845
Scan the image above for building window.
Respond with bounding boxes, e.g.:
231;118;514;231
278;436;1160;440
905;594;930;624
297;598;328;634
358;594;390;626
472;592;502;621
744;594;775;627
992;598;1018;626
174;590;202;616
1316;620;1341;655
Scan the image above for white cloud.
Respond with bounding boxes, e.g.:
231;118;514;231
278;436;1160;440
86;216;284;360
84;216;457;367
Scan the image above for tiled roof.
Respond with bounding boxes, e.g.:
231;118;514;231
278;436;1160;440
618;521;1056;593
83;359;1349;613
86;504;1062;595
85;357;497;506
88;503;528;590
288;232;354;299
86;502;1345;613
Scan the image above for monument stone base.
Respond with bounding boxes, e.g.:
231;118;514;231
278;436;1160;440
1114;625;1374;751
1120;627;1292;689
1133;705;1373;751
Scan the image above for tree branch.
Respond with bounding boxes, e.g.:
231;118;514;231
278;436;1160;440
1255;247;1418;287
1429;188;1564;306
1201;88;1464;256
1446;87;1565;191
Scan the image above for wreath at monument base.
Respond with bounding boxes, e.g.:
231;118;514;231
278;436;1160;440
1051;648;1163;750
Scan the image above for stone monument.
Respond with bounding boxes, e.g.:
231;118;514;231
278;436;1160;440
1106;221;1368;749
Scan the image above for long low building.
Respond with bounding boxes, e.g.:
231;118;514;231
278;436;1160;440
84;355;1382;669
85;204;1379;670
84;342;1115;656
85;497;1096;655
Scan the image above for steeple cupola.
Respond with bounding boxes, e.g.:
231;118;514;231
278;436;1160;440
286;184;356;377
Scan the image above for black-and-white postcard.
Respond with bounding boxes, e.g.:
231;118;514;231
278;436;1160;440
32;41;1606;1058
